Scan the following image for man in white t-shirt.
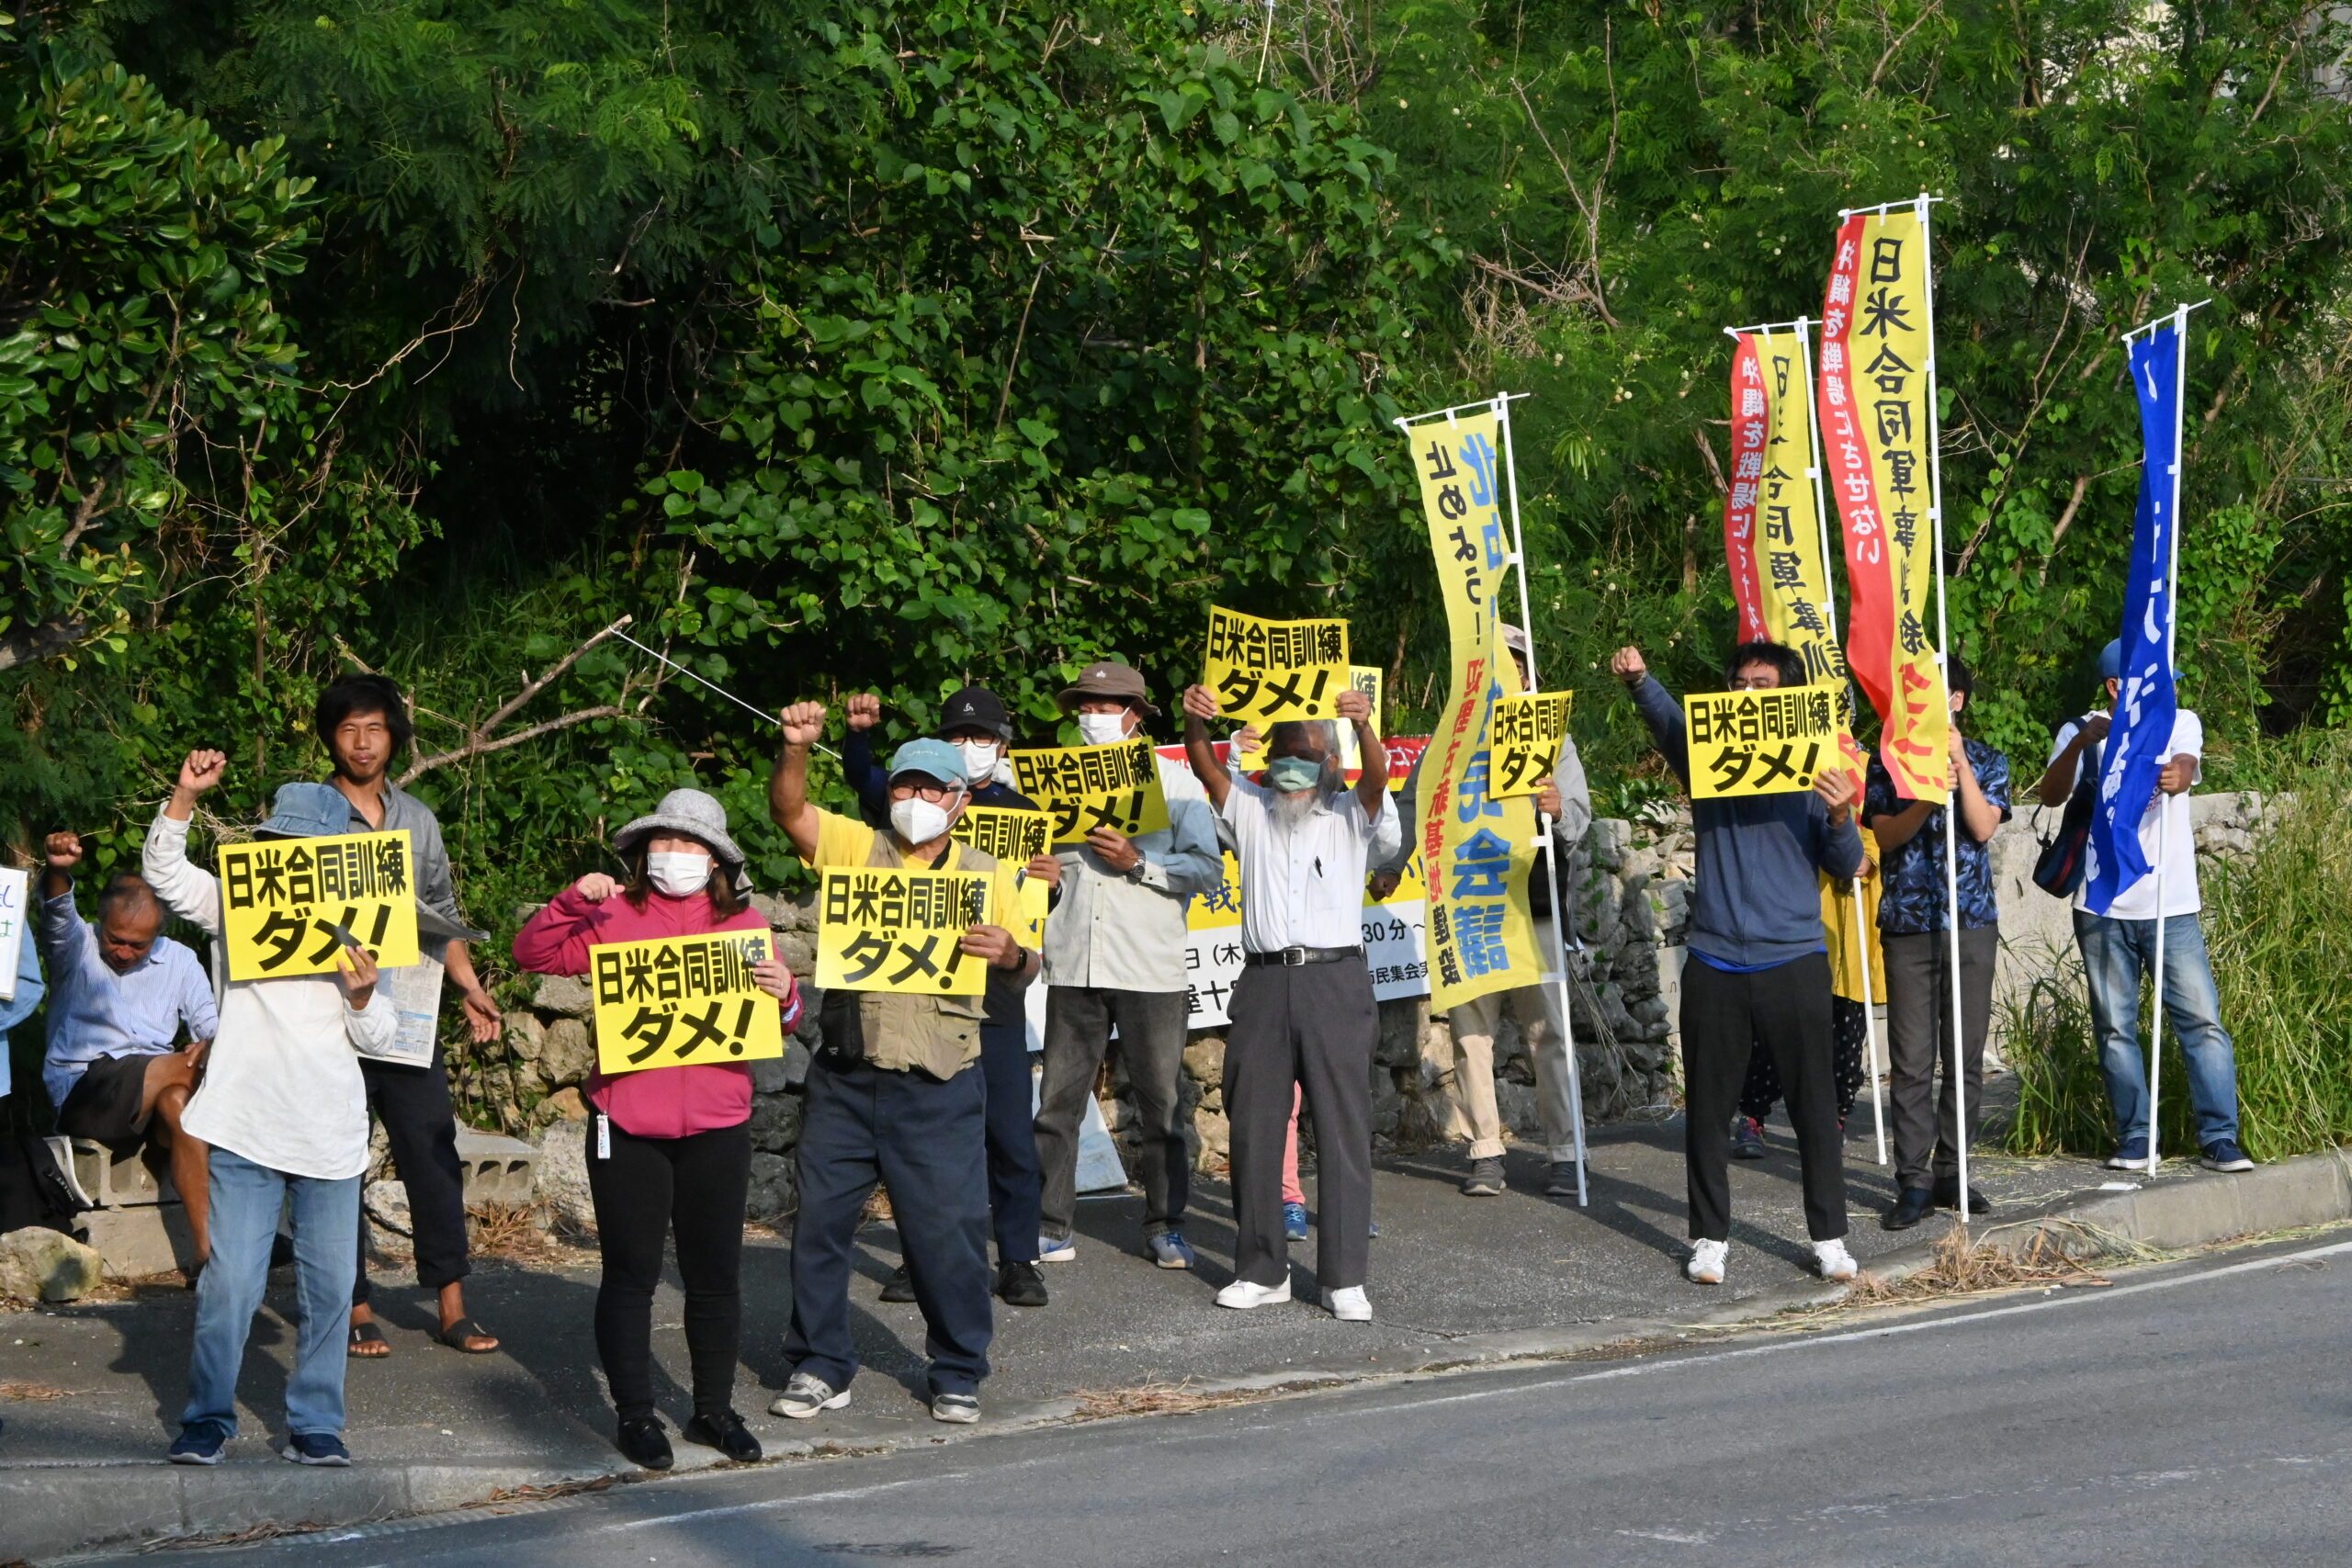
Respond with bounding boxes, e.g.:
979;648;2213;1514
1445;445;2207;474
2035;640;2249;1174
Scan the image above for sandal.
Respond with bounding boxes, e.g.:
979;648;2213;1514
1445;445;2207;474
347;1320;390;1359
435;1316;500;1354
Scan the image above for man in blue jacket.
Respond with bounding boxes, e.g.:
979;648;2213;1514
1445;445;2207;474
1614;641;1865;1286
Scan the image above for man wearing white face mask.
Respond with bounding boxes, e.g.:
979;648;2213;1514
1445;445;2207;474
769;716;1037;1426
1028;660;1222;1271
1182;683;1396;1322
838;685;1051;1308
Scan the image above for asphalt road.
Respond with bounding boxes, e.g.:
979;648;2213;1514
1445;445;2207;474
127;1233;2352;1568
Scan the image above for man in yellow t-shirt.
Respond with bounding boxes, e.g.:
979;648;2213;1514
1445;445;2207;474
767;715;1035;1427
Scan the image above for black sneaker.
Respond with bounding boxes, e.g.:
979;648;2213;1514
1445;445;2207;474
616;1416;673;1471
1880;1187;1935;1231
997;1259;1049;1308
1460;1156;1505;1197
880;1265;917;1303
280;1430;352;1467
684;1408;763;1463
1544;1161;1578;1197
2199;1140;2255;1173
1730;1116;1767;1160
1930;1176;1993;1216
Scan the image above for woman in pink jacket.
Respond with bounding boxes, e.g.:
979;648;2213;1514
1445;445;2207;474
514;789;799;1472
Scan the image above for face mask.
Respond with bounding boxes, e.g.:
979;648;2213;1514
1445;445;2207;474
1077;711;1129;747
1267;755;1324;795
956;740;1001;783
891;796;954;843
646;850;713;897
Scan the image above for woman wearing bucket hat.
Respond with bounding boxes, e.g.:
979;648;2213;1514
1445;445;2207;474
513;788;802;1472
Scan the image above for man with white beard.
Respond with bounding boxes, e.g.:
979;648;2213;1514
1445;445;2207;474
1181;681;1396;1322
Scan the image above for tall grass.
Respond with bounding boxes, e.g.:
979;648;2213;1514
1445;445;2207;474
2006;737;2352;1164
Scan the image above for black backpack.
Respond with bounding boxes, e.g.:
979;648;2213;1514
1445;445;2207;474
2032;715;2104;898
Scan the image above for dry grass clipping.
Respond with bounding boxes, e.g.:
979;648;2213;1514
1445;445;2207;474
1843;1223;2126;1307
466;1200;582;1265
0;1379;72;1401
1070;1376;1342;1421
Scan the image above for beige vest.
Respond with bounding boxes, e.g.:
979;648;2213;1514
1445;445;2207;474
817;833;990;1079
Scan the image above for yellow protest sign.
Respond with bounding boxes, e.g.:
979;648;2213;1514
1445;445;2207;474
1402;407;1543;1013
951;807;1052;946
1490;692;1573;798
1232;664;1383;775
1684;686;1843;800
1009;738;1170;847
816;865;995;996
591;931;785;1075
219;829;421;982
1203;605;1350;722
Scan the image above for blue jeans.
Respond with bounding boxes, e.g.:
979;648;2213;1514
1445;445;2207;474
182;1148;359;1439
2074;910;2239;1149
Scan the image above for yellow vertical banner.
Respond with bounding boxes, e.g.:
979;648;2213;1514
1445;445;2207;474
1202;606;1351;722
1819;208;1950;801
1402;406;1542;1013
950;806;1052;946
815;866;995;996
219;829;422;981
1489;692;1573;798
1752;328;1847;686
592;931;786;1074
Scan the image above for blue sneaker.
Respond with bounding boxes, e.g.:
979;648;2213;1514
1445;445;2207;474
1146;1231;1195;1269
1037;1233;1076;1263
281;1431;352;1467
2106;1137;2151;1170
1283;1201;1309;1242
168;1420;231;1466
2200;1140;2255;1173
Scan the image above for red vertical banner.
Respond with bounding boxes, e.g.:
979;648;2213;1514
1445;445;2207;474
1721;333;1770;641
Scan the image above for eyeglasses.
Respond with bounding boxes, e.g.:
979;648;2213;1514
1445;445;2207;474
888;782;960;805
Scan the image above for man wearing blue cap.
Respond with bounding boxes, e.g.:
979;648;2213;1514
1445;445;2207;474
768;705;1037;1425
2036;641;2250;1173
143;750;398;1468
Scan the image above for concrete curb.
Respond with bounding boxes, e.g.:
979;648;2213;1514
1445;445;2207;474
28;1148;2352;1563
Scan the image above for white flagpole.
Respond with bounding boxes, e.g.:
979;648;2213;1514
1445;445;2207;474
1914;193;1973;1224
2143;303;2191;1178
1497;394;1589;1206
1791;317;1888;1168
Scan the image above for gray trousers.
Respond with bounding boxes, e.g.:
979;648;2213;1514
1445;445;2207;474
1035;987;1192;1238
1883;926;1999;1190
1225;957;1376;1293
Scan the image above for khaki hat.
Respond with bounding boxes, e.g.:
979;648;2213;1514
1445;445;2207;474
1056;659;1159;716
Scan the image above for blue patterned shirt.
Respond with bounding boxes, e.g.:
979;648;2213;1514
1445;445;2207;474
1863;740;2011;934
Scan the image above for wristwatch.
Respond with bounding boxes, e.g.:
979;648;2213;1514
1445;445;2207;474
1124;856;1149;884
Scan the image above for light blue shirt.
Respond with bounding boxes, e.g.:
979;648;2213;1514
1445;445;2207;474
0;934;47;1100
39;889;218;1110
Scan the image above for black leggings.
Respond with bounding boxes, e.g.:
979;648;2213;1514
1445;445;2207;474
584;1116;751;1423
1739;998;1869;1122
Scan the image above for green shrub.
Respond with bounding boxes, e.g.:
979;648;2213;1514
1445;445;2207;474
2006;741;2352;1163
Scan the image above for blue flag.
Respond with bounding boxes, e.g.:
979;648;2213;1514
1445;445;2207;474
2084;321;2181;914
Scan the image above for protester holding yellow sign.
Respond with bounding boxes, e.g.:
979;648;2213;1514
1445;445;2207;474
1614;642;1865;1291
840;683;1057;1310
1379;624;1592;1200
1027;660;1220;1278
143;753;397;1472
513;787;799;1472
771;712;1037;1427
1011;736;1171;846
1203;605;1350;723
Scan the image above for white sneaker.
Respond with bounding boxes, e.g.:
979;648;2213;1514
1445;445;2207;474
1685;1238;1728;1285
1327;1286;1371;1323
1813;1237;1860;1281
769;1371;850;1419
1215;1275;1293;1310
